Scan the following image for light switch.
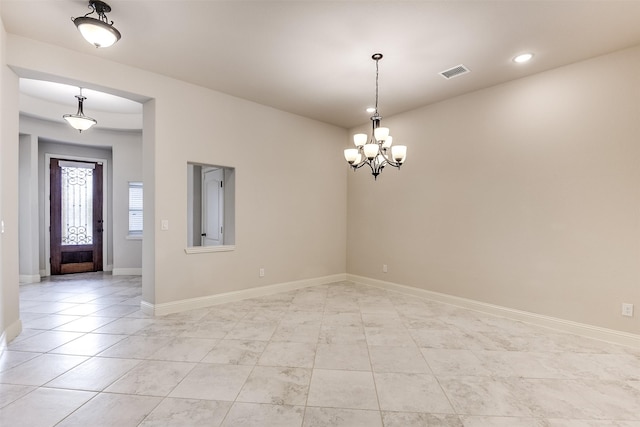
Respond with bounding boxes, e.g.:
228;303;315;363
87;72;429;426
1;220;4;234
161;219;169;230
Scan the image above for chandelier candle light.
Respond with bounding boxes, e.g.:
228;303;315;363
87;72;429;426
63;88;97;133
344;53;407;180
72;0;121;48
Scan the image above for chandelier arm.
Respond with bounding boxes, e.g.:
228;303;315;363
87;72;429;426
346;149;367;170
349;151;376;171
377;148;403;169
350;161;367;171
365;160;380;178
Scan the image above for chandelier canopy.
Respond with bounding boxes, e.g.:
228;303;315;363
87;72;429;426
344;53;407;180
72;0;121;48
63;88;97;133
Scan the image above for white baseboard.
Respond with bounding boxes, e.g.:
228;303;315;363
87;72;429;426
112;268;142;276
348;274;640;350
141;273;347;316
19;274;41;284
39;269;47;277
1;319;23;350
104;264;113;272
140;300;155;316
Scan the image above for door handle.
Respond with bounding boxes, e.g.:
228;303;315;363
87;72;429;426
201;233;206;236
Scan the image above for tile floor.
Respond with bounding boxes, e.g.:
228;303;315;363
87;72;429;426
1;272;640;426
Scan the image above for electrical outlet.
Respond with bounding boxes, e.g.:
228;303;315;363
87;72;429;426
622;303;634;317
383;264;388;273
259;268;265;278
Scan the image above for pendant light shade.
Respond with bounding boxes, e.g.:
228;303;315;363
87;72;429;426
63;88;97;133
72;1;121;48
64;114;97;132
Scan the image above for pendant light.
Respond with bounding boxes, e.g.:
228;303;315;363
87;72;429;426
63;88;97;133
344;53;408;180
72;0;121;48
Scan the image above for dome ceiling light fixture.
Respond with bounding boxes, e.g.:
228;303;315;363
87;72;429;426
344;53;408;180
63;88;98;133
72;0;121;48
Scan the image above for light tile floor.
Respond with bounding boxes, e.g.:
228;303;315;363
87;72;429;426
1;272;640;426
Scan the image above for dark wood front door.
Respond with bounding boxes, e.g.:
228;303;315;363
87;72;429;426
50;158;103;275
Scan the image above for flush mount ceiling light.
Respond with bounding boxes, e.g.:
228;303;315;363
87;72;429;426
72;0;121;48
513;53;534;63
63;88;97;133
344;53;407;180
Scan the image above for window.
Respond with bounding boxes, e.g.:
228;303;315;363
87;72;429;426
128;182;143;236
60;162;95;245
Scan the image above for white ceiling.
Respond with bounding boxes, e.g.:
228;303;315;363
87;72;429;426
3;0;640;129
20;79;142;114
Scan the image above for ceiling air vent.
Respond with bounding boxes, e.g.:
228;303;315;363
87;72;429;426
439;64;470;80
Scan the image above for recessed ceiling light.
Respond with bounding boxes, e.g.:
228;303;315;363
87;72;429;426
513;53;534;63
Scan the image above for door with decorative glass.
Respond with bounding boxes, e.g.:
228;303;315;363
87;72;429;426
50;158;103;275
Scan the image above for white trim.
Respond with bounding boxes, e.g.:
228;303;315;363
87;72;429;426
126;234;142;240
184;245;235;254
348;274;640;350
141;273;347;316
19;274;41;284
44;153;109;276
58;160;96;169
112;267;142;276
140;300;155;316
104;264;113;272
1;319;23;348
39;269;47;277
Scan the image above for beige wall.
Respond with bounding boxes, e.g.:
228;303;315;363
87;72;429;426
5;36;348;313
18;133;39;280
0;15;21;342
348;46;640;334
3;25;638;341
0;7;6;343
111;129;143;272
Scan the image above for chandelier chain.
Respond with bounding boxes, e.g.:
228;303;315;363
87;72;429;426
375;57;379;113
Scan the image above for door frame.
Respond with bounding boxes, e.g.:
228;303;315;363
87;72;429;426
44;153;109;277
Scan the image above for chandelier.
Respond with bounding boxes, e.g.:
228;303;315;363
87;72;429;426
344;53;407;180
72;0;121;48
63;88;97;133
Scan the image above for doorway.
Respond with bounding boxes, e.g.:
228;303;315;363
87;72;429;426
49;158;104;274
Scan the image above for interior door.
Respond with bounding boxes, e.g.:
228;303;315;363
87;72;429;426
201;167;223;246
50;158;103;275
